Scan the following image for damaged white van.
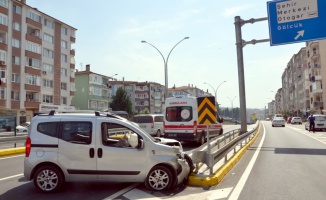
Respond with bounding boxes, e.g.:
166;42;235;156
24;111;191;193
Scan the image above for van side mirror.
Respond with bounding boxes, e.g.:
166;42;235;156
138;139;144;149
220;118;224;123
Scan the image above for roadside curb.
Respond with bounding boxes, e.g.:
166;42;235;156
0;147;25;157
187;123;261;187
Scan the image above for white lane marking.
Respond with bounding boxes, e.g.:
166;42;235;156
103;182;140;200
0;173;23;181
0;155;24;160
123;187;233;200
287;126;326;145
228;123;266;200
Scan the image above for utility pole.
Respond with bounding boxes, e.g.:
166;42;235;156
234;16;269;134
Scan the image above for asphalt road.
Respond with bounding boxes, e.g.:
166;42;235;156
3;123;325;199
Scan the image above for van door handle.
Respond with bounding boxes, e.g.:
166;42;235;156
89;148;94;158
180;124;184;126
98;148;103;158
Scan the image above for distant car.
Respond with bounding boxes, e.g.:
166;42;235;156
272;117;285;127
305;115;326;131
287;117;292;124
16;122;30;132
291;117;302;124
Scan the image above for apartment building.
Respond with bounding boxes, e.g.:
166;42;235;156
168;84;208;97
72;65;117;111
0;0;76;124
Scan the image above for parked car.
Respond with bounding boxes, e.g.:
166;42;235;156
24;111;191;193
287;117;292;124
133;114;164;137
272;117;285;127
305;114;326;131
16;122;30;132
291;117;302;124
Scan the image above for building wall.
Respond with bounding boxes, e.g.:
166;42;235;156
71;73;89;110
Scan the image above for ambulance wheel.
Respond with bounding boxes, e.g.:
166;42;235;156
198;134;205;146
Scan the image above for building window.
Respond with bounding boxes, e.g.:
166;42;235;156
44;18;54;29
27;10;41;23
61;27;67;35
61;54;67;62
61;68;67;77
61;40;67;49
0;13;8;26
12;56;20;65
25;74;40;86
42;94;53;103
0;51;5;61
61;82;67;90
11;91;19;100
0;87;4;99
27;42;41;54
43;48;53;58
13;22;20;31
26;57;41;68
43;79;53;88
0;67;5;78
12;73;19;82
11;38;20;48
43;63;53;73
13;4;21;14
0;0;8;8
61;97;67;105
43;33;53;43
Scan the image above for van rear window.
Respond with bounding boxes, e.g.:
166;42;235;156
166;106;192;122
134;116;152;123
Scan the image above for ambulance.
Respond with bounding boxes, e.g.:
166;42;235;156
163;95;224;145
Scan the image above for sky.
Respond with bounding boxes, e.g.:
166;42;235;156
27;0;305;109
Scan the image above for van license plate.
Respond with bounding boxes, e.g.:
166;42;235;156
169;134;177;137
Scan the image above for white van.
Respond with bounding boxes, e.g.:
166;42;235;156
133;114;164;137
163;96;223;145
24;111;190;193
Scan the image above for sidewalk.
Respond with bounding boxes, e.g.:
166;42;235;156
0;131;28;137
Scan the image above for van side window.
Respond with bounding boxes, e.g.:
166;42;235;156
61;122;92;144
102;122;139;148
166;106;192;122
37;122;59;138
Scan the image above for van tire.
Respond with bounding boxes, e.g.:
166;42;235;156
156;130;161;137
33;166;63;193
145;165;173;191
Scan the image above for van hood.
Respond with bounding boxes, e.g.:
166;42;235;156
154;137;183;152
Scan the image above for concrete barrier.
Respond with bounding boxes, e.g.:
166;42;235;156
0;147;25;157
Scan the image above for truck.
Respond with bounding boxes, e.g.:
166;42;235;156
163;95;224;145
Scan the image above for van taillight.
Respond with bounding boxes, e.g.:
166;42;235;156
25;137;31;157
163;121;165;133
151;117;154;128
194;120;197;134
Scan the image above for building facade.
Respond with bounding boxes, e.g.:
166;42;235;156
0;0;76;126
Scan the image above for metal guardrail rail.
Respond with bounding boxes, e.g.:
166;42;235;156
187;122;259;175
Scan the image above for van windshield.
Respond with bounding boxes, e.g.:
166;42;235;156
166;106;192;122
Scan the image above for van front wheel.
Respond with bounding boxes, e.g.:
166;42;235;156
145;165;173;191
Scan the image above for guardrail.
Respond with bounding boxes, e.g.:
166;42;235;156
187;122;259;175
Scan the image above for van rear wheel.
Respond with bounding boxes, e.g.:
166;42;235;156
33;166;63;193
198;134;205;146
156;130;161;137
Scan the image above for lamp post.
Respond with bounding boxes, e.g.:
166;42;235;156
141;37;189;100
110;73;118;81
204;81;227;106
227;96;237;121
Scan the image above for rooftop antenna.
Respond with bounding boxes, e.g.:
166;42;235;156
80;63;83;70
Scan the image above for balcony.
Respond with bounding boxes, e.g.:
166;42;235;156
313;101;323;108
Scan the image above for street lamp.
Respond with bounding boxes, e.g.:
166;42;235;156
141;37;189;100
227;96;237;121
204;81;227;105
110;73;118;80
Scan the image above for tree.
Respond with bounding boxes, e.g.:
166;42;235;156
110;87;132;116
